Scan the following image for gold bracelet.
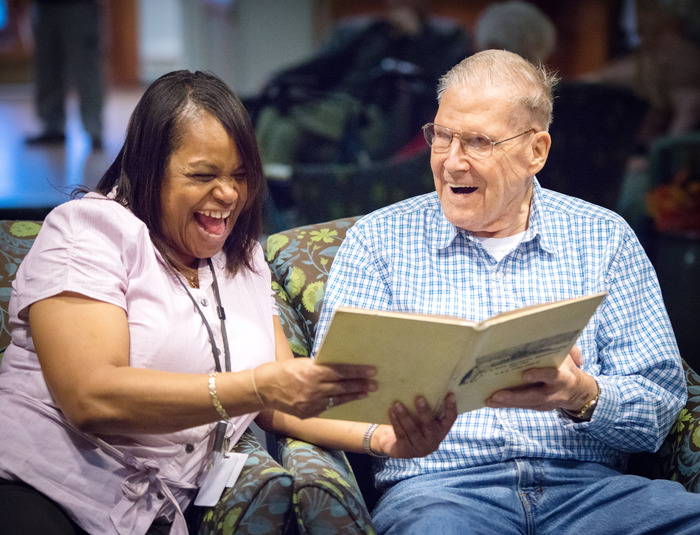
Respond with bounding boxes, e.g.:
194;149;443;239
250;368;265;408
208;371;231;421
363;423;388;458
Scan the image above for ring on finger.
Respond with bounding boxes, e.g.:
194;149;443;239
326;397;334;411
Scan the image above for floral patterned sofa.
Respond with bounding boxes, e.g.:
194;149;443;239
3;215;700;533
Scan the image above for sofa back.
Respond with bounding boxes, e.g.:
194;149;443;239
264;215;361;358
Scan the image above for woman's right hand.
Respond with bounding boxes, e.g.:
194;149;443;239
253;359;377;419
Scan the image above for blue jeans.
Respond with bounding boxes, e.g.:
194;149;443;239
372;459;700;534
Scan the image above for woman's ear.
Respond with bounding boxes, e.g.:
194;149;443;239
529;130;551;175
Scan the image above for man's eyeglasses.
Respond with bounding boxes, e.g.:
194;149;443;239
422;123;535;160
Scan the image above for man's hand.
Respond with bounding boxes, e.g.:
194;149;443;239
484;346;599;413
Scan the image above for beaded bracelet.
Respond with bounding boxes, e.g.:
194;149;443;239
208;371;231;421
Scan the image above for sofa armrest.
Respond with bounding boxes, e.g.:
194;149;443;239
628;360;700;492
655;360;700;492
197;428;294;534
275;435;375;535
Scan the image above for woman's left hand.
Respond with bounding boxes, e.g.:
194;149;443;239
371;393;457;458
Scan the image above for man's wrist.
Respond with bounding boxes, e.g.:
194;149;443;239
560;390;599;422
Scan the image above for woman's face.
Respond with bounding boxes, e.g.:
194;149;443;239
161;109;248;268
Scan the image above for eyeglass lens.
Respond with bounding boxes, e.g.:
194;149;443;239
423;124;495;159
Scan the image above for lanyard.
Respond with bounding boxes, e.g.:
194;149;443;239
177;258;231;373
176;258;232;454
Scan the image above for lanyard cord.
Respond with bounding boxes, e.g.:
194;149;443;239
175;259;231;373
207;258;232;374
176;259;232;452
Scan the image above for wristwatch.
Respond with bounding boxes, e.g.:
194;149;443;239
560;392;599;422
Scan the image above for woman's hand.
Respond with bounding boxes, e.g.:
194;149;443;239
253;359;377;419
371;393;457;458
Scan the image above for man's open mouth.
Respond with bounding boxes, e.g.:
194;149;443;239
450;185;478;195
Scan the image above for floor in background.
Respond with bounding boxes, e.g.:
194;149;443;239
0;83;144;218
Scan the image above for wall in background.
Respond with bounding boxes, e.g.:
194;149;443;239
139;0;318;97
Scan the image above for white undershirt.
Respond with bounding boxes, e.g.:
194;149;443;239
473;231;526;262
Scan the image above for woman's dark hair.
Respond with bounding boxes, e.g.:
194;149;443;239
96;70;265;275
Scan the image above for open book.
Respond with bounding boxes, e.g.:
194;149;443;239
315;292;606;424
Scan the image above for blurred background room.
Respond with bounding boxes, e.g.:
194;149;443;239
0;0;698;362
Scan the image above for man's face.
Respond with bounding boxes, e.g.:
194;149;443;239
431;84;549;238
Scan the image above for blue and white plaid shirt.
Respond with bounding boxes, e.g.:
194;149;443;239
313;179;685;487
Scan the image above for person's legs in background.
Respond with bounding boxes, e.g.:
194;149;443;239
27;2;67;144
67;0;104;149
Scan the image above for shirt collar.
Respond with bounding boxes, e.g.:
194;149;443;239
430;178;556;254
525;179;557;254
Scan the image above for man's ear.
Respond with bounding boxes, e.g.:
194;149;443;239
529;130;551;175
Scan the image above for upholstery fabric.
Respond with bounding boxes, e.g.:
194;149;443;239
265;216;362;358
197;429;295;535
0;220;43;360
655;360;700;492
276;437;375;535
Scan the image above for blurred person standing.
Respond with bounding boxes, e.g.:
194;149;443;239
25;0;104;150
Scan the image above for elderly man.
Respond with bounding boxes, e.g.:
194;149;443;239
313;50;700;534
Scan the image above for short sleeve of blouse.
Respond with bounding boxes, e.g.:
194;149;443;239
248;241;278;317
13;196;148;318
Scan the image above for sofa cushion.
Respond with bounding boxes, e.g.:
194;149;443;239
0;220;43;362
265;216;361;358
197;428;295;534
276;437;374;535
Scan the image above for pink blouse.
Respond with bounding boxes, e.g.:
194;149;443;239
0;193;277;534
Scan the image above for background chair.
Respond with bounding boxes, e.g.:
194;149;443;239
266;145;433;231
644;132;700;367
537;81;649;211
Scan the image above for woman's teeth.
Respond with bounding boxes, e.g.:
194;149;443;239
197;210;231;219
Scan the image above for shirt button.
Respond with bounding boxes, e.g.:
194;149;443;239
185;443;194;453
200;298;209;307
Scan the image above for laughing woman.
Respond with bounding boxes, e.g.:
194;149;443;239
0;71;455;535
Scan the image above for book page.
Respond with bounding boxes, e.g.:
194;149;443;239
315;309;477;424
447;292;606;412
